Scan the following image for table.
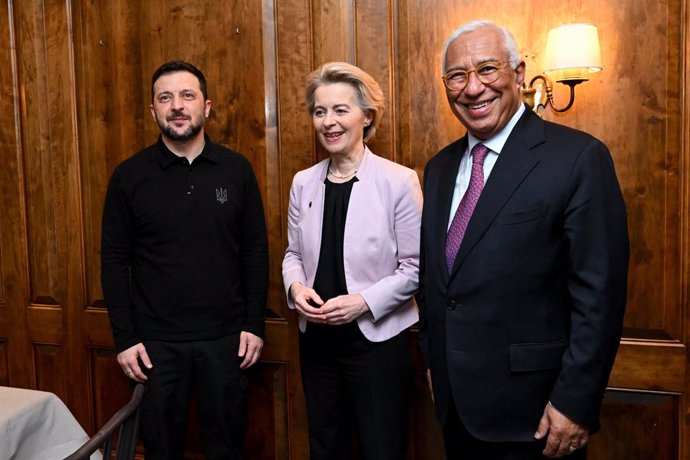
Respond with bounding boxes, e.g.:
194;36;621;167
0;386;101;459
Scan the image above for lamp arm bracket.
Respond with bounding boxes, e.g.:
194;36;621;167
525;74;582;113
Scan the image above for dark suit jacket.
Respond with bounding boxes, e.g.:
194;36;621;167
418;106;629;442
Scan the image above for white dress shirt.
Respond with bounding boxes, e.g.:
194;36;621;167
447;104;526;228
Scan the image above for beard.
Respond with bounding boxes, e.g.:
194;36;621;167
157;111;205;142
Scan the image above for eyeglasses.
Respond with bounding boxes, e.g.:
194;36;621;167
442;61;511;92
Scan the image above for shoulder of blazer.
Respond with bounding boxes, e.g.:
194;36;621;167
515;106;601;152
424;136;467;181
291;158;329;188
433;136;467;163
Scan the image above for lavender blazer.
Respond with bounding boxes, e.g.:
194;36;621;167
282;147;422;342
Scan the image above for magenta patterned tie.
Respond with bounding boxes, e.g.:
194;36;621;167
445;143;490;271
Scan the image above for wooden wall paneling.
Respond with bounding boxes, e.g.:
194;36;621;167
275;0;316;182
309;0;355;167
397;0;465;177
407;334;444;460
0;0;9;310
609;340;686;392
585;0;682;339
0;0;37;390
14;0;93;427
394;0;430;180
386;0;445;460
588;390;680;460
0;0;18;382
260;0;285;316
0;304;5;359
354;1;396;163
274;0;314;457
71;0;149;317
0;341;8;386
0;253;4;309
245;363;289;459
16;0;67;310
34;343;67;396
395;0;413;174
311;0;355;65
683;0;690;456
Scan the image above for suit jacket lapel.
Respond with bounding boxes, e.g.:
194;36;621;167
435;138;467;282
300;163;327;284
450;108;546;276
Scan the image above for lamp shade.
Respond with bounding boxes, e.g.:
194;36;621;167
543;23;602;81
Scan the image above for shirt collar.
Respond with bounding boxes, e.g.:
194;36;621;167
156;134;218;168
467;103;525;155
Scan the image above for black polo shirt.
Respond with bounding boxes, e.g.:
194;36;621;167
101;136;268;352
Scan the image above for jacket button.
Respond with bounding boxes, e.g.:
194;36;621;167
447;299;456;310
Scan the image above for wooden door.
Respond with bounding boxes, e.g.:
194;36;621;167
0;0;312;458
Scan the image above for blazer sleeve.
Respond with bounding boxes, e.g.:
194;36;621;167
359;169;423;322
549;138;629;428
282;174;307;309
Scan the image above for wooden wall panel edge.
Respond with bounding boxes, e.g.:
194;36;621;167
2;0;35;389
46;0;93;427
681;1;690;459
64;0;90;306
353;1;396;163
608;340;686;392
593;388;681;459
262;0;287;316
274;1;314;455
663;0;685;347
0;340;7;385
26;305;64;343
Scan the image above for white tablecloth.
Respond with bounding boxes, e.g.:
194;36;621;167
0;386;101;460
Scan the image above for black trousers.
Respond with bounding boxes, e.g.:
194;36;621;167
139;334;248;460
443;399;587;460
299;322;412;460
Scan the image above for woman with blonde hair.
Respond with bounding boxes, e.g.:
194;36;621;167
282;62;422;460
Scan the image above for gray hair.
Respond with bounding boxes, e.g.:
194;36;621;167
442;20;520;73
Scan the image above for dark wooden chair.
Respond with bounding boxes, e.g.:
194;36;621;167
63;383;145;460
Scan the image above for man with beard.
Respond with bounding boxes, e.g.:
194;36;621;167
101;60;268;459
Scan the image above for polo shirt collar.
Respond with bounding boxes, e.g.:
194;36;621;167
156;134;218;168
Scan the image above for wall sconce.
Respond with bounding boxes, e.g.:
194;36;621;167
522;23;602;113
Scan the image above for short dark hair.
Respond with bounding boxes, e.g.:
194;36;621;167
151;60;208;101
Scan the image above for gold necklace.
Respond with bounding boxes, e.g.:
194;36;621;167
327;167;357;179
328;156;361;179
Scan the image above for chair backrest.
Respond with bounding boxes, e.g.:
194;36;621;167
63;383;145;460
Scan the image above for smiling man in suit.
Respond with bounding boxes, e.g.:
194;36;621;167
418;20;629;459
